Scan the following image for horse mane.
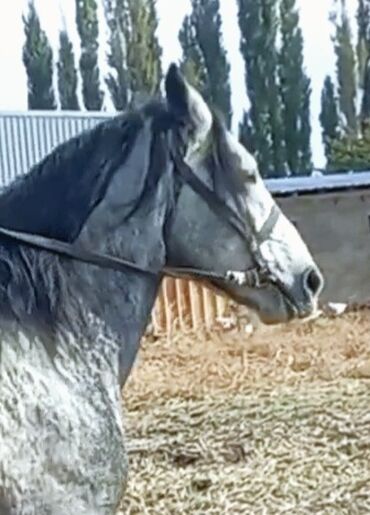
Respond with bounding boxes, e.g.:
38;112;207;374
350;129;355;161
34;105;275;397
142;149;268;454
0;96;239;245
0;101;174;243
0;100;180;330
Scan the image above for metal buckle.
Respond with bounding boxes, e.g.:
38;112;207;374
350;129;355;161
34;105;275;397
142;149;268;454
225;268;269;288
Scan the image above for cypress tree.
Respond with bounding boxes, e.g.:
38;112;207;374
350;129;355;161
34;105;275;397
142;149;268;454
239;111;256;155
124;0;162;101
237;0;286;177
357;0;370;88
57;30;79;110
331;1;357;133
357;0;370;130
279;0;312;175
300;76;313;173
103;0;129;110
178;14;208;94
320;76;340;161
179;0;232;126
361;60;370;131
22;1;56;110
328;130;370;171
75;0;104;110
104;0;162;108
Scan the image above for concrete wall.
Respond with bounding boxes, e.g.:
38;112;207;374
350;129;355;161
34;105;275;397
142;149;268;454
276;189;370;304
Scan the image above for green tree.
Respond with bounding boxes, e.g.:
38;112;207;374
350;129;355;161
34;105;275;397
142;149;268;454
300;77;313;173
57;30;79;110
75;0;103;110
239;111;255;154
104;0;162;108
328;130;370;171
279;0;312;175
357;0;370;129
178;13;207;94
357;0;370;87
179;0;232;126
22;1;56;110
331;1;357;133
361;60;370;130
124;0;162;102
320;76;340;161
237;0;287;177
103;0;129;110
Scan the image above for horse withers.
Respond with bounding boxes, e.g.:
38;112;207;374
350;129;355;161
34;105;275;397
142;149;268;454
0;64;323;514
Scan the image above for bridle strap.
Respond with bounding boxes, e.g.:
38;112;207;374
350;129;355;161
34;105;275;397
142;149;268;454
0;205;281;285
170;150;247;241
256;204;280;243
0;226;242;282
0;227;159;275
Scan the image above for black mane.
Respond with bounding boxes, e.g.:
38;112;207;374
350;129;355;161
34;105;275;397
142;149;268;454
0;95;242;249
0;101;175;243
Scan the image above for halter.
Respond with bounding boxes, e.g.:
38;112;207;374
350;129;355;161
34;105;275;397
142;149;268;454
0;149;281;290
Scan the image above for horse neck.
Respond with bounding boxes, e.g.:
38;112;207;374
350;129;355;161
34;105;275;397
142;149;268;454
53;163;171;382
57;258;161;386
58;209;165;384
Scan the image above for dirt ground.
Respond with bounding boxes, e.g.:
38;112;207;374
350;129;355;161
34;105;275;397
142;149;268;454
120;310;370;514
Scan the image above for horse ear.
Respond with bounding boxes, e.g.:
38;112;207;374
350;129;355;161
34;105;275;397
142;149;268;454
165;63;212;141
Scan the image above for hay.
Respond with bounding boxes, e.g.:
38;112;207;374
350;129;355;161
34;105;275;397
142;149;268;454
119;311;370;514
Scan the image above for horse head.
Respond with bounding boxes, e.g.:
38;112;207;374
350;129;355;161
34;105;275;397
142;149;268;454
165;64;324;324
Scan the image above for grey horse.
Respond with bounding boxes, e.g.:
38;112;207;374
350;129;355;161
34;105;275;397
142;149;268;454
0;64;323;514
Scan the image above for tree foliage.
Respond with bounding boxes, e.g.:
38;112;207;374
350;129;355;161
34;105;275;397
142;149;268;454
179;0;232;127
239;111;255;155
103;0;129;110
75;0;103;110
237;0;287;177
320;75;340;160
331;1;357;133
57;30;79;110
279;0;312;175
328;130;370;171
178;13;207;94
124;0;162;101
22;1;56;110
104;0;162;108
357;0;370;129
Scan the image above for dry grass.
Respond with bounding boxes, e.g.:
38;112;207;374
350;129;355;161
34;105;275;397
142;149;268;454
120;311;370;514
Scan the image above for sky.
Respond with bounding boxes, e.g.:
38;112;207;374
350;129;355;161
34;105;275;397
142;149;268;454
0;0;359;167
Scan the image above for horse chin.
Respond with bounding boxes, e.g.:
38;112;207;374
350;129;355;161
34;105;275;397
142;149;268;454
210;281;296;325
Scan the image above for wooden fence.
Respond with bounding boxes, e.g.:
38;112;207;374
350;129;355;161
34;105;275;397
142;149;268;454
150;278;231;335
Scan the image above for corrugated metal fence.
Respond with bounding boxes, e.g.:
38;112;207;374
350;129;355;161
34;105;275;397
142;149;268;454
0;111;108;183
0;111;231;334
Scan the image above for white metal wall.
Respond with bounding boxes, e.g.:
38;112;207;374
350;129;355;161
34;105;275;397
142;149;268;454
0;111;110;186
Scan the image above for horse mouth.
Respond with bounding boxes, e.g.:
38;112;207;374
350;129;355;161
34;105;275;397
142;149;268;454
207;271;320;325
207;279;292;324
277;288;322;323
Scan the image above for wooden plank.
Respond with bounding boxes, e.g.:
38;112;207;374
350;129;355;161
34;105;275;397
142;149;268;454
189;281;204;330
150;279;233;335
202;286;217;329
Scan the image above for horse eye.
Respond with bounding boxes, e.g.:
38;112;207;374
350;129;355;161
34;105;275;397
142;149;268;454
242;170;257;184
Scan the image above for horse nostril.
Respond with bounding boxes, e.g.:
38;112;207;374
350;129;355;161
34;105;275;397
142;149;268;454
303;267;324;298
